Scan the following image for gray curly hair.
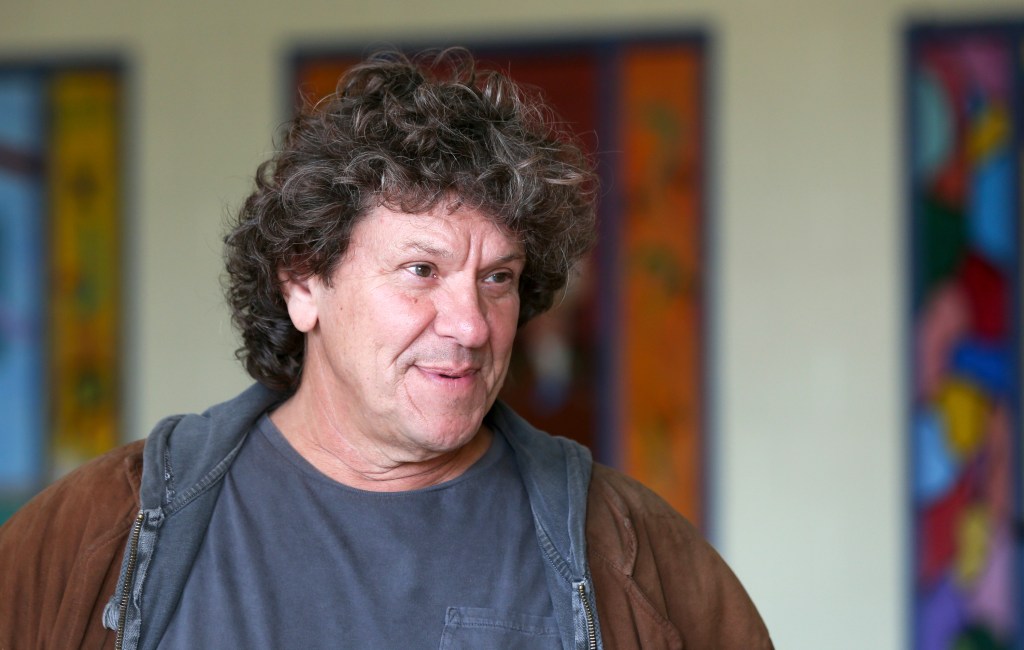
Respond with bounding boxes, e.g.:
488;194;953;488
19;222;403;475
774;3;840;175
224;49;598;391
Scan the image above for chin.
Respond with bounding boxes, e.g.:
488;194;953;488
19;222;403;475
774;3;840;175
416;416;485;451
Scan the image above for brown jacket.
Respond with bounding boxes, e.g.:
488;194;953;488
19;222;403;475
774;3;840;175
1;410;772;649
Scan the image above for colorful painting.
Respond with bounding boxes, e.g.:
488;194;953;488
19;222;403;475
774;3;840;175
0;63;122;521
0;73;46;509
48;70;122;476
908;23;1022;650
292;36;708;523
619;46;705;519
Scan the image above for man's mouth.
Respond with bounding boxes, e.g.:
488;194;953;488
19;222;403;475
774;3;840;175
435;368;475;379
415;363;479;380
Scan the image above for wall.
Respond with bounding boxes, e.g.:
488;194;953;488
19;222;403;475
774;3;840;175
3;0;1021;647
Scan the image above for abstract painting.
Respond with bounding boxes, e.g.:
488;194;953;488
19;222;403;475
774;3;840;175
908;22;1022;650
0;72;46;517
292;35;709;524
0;62;122;521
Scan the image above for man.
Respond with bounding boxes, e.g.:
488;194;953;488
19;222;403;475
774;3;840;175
0;50;773;649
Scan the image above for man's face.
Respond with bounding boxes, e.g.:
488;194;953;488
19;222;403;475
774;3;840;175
283;203;524;460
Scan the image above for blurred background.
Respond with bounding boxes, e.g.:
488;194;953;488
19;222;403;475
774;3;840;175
2;1;1023;648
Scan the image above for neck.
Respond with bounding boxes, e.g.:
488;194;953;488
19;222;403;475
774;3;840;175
268;387;492;492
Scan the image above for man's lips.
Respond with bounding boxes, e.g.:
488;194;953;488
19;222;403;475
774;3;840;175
416;366;479;380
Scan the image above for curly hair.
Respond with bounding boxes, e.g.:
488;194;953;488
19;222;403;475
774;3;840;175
224;49;598;391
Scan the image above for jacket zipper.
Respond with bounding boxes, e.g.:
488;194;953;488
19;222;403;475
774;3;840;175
577;582;597;650
115;510;145;650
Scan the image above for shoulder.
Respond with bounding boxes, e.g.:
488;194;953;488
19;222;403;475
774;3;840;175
0;441;145;647
587;462;693;521
0;439;145;557
585;463;774;650
585;463;707;575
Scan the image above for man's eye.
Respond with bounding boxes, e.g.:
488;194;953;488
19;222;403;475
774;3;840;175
408;264;433;278
486;271;514;284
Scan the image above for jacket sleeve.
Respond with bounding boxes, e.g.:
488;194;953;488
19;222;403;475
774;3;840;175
586;464;774;650
0;440;145;650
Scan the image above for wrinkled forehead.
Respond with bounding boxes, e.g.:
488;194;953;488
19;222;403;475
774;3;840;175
360;193;525;251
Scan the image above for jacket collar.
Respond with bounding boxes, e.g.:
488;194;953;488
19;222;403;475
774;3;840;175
140;383;285;510
487;401;593;580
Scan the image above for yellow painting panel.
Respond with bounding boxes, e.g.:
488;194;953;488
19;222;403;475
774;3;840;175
49;70;120;473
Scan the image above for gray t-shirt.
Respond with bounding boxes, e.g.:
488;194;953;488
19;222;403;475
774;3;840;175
158;414;558;649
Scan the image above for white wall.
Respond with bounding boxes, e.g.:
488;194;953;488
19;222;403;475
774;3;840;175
3;1;1022;647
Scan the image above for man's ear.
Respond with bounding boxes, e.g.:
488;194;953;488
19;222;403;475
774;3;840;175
278;269;319;333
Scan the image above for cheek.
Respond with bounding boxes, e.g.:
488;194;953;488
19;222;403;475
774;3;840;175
489;303;521;359
375;294;438;349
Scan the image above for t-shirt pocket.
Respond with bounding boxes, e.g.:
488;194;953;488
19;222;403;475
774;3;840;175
439;606;561;649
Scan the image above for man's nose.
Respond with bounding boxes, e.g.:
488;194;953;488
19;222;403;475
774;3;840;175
434;282;490;349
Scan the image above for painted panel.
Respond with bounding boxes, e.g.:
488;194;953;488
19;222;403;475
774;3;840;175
619;44;705;521
908;23;1022;649
48;69;122;475
0;63;122;522
0;73;45;498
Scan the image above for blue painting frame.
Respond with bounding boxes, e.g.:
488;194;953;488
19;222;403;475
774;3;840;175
906;18;1024;650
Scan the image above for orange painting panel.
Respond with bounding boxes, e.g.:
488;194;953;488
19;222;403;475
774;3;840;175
619;45;703;522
